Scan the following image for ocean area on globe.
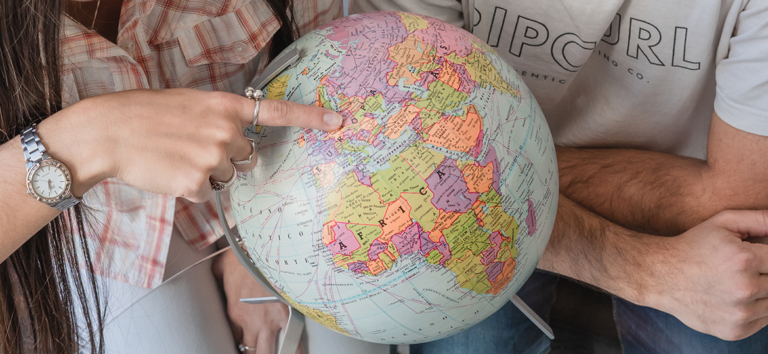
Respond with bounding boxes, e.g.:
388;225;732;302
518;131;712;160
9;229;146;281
229;11;559;344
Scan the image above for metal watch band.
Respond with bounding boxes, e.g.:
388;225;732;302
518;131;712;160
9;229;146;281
20;124;50;170
21;124;81;211
51;197;81;210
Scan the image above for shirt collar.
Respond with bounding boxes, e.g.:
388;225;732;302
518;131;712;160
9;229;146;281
60;15;133;64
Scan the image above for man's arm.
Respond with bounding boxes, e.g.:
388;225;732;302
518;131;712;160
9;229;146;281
557;112;768;235
542;194;768;341
539;195;654;303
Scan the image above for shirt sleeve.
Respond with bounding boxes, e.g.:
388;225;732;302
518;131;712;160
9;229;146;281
714;0;768;136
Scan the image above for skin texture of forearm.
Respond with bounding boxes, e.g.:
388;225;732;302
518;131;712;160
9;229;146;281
557;145;708;236
557;113;768;236
537;194;665;306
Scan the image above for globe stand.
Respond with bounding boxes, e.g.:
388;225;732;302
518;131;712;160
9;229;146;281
511;295;555;339
215;192;553;353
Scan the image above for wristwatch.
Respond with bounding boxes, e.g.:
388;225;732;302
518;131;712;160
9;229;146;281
21;124;81;210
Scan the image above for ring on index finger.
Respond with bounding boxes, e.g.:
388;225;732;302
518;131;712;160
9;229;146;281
244;87;263;126
232;138;256;165
238;344;255;352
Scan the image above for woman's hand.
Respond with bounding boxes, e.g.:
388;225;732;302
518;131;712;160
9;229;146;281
45;88;341;201
1;88;340;260
212;249;304;354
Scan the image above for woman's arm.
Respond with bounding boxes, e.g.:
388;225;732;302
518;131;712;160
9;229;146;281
0;134;65;261
0;89;342;262
0;100;105;261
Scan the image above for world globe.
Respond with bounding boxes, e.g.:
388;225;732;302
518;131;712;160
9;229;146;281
229;11;558;344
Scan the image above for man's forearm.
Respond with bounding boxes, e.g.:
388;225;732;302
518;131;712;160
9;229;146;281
557;114;768;236
557;146;709;235
538;194;666;306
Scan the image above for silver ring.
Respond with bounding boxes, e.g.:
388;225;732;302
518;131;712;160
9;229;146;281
238;344;255;352
210;164;238;191
244;87;263;126
232;138;256;165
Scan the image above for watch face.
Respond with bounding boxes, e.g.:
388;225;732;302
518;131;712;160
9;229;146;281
31;164;69;199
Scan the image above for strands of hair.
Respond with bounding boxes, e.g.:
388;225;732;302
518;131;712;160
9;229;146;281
0;0;299;352
0;0;105;353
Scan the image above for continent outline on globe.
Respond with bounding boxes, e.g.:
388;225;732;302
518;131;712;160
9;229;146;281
230;11;558;344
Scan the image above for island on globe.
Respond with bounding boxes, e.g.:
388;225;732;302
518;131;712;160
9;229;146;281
230;11;558;344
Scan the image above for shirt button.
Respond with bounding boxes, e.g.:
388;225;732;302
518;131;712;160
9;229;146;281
234;43;246;53
121;42;135;54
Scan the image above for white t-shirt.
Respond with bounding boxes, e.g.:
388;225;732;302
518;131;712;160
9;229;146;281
350;0;768;159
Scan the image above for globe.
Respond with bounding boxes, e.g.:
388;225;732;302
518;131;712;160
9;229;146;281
230;11;558;344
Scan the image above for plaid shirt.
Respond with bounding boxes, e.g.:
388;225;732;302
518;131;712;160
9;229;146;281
61;0;342;289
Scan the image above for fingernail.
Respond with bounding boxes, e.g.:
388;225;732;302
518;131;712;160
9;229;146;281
323;112;342;127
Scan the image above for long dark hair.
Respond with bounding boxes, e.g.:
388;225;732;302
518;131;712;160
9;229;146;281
0;1;104;353
0;0;299;353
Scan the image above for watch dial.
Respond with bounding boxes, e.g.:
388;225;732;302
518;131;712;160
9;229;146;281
32;165;68;199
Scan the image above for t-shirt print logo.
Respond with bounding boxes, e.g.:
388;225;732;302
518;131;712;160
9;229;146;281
475;7;701;72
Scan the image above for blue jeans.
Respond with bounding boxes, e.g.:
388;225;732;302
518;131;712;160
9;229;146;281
414;270;768;354
411;271;558;354
614;297;768;354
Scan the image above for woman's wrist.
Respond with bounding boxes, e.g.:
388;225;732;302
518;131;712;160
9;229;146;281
36;97;115;197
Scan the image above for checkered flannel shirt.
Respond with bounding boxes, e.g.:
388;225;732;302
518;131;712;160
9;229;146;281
61;0;342;288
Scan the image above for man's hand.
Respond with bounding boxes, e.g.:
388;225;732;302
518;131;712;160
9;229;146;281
212;249;304;354
649;210;768;341
539;197;768;341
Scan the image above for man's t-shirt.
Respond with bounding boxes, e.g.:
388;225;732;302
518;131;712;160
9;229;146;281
350;0;768;159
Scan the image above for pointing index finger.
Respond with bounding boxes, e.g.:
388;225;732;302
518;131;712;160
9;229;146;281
255;99;342;131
